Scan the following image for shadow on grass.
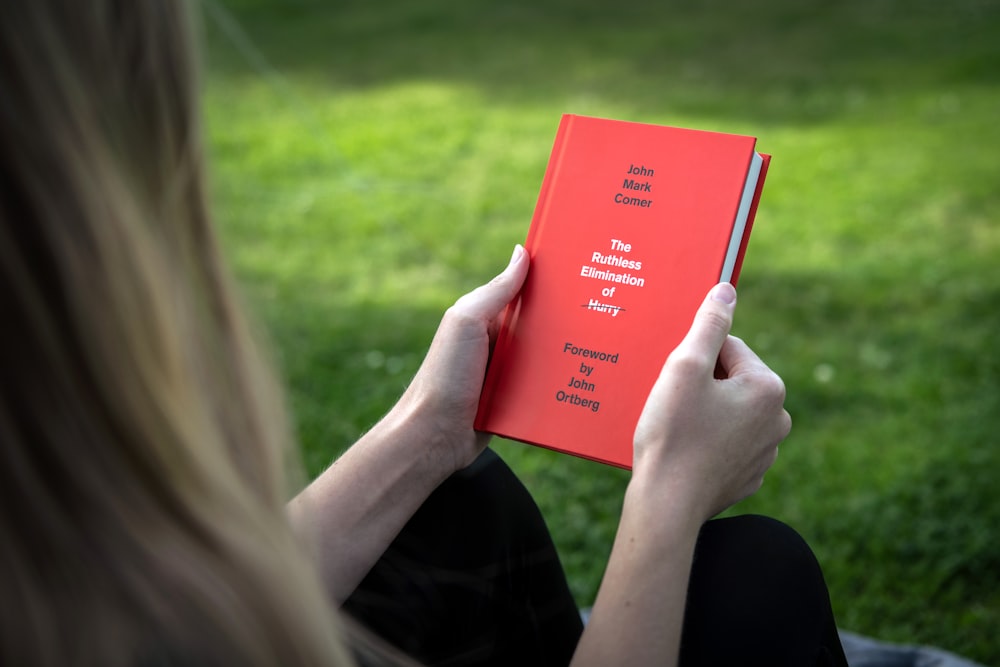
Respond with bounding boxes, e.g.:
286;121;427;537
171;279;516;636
206;0;1000;125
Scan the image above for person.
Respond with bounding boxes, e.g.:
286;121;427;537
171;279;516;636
0;2;847;666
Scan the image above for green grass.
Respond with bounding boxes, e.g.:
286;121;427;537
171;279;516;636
201;0;1000;662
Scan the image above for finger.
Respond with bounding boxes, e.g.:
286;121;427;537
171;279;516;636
716;335;772;379
671;282;737;368
452;245;529;320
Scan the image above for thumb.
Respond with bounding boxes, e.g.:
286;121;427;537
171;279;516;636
451;245;529;319
670;282;737;368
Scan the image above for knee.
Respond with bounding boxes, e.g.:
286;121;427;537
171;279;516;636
688;514;831;621
695;514;819;575
681;515;842;665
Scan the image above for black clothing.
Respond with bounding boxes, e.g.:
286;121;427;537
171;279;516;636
344;449;847;667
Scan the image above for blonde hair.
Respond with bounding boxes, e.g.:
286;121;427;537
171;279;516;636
0;2;355;664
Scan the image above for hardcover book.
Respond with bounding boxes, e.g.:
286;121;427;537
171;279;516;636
474;114;770;469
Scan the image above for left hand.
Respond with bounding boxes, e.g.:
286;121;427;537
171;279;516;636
396;245;529;473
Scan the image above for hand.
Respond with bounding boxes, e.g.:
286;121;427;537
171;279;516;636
631;282;790;522
397;245;529;473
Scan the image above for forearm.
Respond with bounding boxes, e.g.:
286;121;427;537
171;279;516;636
287;247;527;605
287;397;454;604
571;475;704;667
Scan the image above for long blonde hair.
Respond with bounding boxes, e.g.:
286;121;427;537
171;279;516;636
0;2;355;664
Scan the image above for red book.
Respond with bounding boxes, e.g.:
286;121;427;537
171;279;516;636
475;114;771;469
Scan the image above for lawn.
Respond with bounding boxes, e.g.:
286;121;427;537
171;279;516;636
201;0;1000;662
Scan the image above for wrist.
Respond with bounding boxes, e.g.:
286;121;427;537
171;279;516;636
388;384;484;476
624;464;710;539
371;394;459;483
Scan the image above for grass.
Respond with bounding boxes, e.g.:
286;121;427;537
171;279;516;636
201;0;1000;662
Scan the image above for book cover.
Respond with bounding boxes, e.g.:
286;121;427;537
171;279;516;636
475;114;770;469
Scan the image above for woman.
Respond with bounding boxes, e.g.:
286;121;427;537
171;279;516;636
0;2;846;665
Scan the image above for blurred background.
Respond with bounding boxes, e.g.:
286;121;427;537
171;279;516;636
201;0;1000;662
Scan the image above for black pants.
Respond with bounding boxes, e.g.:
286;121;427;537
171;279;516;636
343;449;847;667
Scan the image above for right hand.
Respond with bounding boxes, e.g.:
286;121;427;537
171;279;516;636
631;282;790;522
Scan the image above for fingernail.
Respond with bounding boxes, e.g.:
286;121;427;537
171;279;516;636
510;244;525;264
711;282;737;305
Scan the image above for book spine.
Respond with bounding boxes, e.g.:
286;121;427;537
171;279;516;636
475;115;577;428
